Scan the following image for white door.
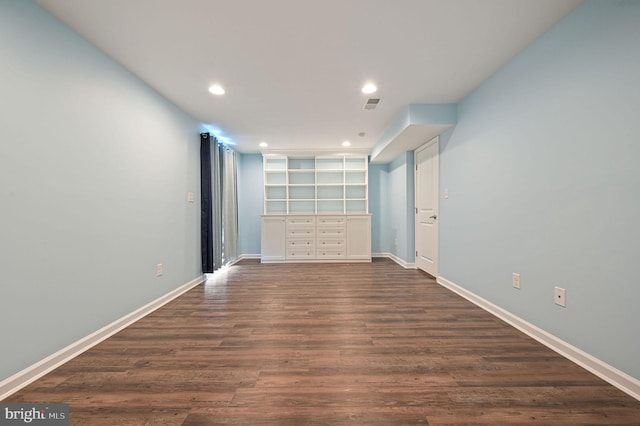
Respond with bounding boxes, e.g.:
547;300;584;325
415;137;439;276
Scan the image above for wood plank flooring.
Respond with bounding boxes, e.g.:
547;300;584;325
5;258;640;425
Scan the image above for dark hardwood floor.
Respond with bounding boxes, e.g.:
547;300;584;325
5;258;640;425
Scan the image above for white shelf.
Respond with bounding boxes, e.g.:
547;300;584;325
263;155;368;215
264;158;287;170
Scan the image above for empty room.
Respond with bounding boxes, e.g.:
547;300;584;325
1;0;639;424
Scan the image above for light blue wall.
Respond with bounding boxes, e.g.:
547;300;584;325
238;154;263;255
408;104;457;125
0;0;201;381
405;154;415;263
368;163;389;254
387;152;415;263
440;0;640;379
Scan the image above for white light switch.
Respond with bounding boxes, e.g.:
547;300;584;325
187;192;195;203
444;188;449;199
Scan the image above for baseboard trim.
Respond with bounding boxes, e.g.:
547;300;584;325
373;252;416;269
0;275;205;401
238;254;260;260
437;275;640;401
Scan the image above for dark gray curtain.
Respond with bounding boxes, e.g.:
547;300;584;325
200;133;214;273
200;132;238;273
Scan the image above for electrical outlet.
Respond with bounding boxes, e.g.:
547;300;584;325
156;263;163;277
512;273;521;289
554;287;566;307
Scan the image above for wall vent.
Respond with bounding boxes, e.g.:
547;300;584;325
363;98;380;110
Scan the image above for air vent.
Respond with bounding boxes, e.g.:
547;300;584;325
364;98;380;110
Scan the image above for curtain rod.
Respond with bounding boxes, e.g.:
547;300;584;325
200;132;236;154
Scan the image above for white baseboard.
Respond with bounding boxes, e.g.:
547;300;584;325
238;254;260;260
373;252;416;269
0;275;205;401
437;276;640;401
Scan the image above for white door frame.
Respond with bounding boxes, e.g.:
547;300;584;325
414;136;439;276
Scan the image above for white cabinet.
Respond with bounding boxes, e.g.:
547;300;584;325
261;214;371;263
316;216;346;259
262;154;370;263
261;216;286;261
286;216;315;259
346;215;372;260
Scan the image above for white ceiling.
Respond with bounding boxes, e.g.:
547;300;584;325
36;0;582;157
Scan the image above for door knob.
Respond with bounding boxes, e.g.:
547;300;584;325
429;215;437;220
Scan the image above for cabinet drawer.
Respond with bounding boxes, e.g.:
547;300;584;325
287;249;315;259
316;249;346;259
286;228;314;238
317;216;345;226
317;239;344;248
287;239;314;248
287;216;315;226
317;228;345;237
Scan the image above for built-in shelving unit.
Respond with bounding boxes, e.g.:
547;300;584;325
263;155;368;215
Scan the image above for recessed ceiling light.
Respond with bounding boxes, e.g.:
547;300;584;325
362;82;377;94
259;142;268;148
342;141;351;147
208;84;225;95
